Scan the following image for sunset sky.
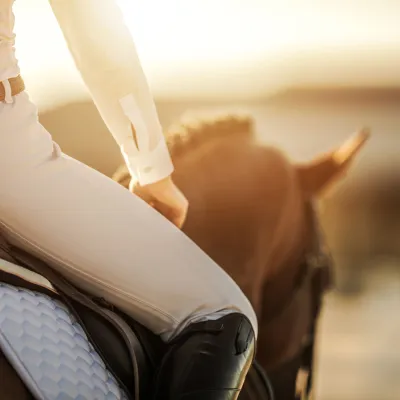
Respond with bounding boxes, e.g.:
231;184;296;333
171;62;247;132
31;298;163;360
13;0;400;109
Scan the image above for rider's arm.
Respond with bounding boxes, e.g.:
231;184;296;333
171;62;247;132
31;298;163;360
48;0;173;185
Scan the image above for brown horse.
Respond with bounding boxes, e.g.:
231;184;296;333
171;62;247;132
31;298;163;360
113;114;369;398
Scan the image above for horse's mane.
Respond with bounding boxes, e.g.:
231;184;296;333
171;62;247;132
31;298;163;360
165;113;255;160
112;113;256;185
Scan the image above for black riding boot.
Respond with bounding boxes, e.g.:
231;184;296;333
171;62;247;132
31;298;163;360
153;312;256;400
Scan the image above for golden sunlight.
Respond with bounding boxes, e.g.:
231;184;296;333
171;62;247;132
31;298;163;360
13;0;400;109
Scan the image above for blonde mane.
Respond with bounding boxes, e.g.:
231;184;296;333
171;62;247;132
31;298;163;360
165;113;255;160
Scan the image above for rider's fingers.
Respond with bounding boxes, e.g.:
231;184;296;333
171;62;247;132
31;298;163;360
153;200;188;228
171;208;187;229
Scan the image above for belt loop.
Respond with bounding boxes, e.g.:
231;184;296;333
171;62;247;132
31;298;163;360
1;79;13;104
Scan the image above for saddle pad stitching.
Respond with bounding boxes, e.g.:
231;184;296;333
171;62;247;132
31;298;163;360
0;329;45;400
0;283;129;400
1;247;145;399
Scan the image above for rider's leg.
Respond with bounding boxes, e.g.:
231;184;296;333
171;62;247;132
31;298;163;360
0;91;257;399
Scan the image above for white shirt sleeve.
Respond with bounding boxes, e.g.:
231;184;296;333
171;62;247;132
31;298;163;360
48;0;174;185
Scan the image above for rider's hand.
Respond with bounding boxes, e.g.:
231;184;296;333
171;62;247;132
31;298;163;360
130;176;188;229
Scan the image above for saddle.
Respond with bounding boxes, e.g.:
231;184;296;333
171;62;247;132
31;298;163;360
0;234;161;400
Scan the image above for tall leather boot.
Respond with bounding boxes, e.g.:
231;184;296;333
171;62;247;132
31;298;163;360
153;312;256;400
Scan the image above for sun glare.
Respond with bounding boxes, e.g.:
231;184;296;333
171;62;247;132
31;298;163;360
13;0;400;109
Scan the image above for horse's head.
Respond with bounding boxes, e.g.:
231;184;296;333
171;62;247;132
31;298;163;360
254;127;369;375
112;113;369;375
166;115;367;305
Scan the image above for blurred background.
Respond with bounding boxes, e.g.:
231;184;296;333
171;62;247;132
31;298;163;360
14;0;400;399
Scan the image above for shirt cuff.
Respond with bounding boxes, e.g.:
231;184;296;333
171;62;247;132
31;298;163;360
119;93;174;185
121;137;174;186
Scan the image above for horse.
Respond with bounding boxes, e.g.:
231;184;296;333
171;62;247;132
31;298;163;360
0;113;368;400
113;113;369;399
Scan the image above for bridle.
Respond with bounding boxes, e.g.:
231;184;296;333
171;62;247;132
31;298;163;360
262;200;333;323
261;200;334;400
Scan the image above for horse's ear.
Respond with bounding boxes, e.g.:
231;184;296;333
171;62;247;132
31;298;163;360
296;128;370;197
